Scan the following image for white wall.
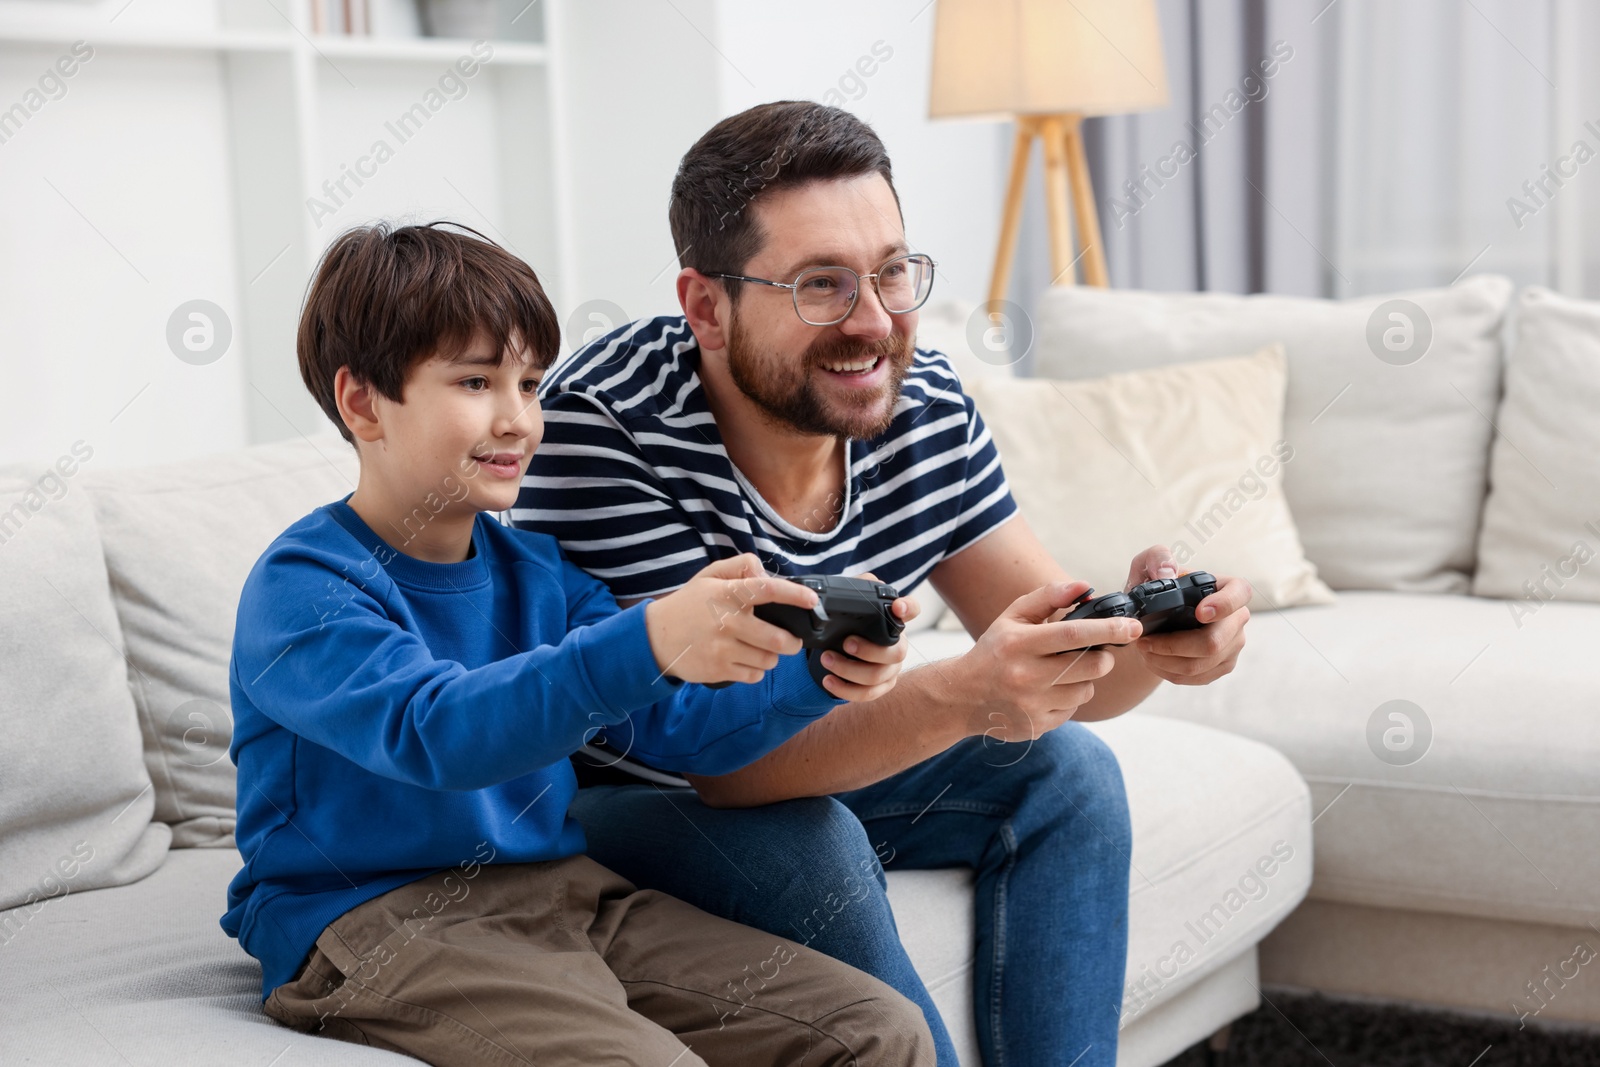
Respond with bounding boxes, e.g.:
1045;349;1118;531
556;0;1008;322
0;0;1010;469
0;37;251;471
553;0;721;329
714;2;1006;310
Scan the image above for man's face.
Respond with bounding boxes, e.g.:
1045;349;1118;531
723;174;917;440
377;332;543;519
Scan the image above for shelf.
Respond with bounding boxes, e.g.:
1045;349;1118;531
0;3;565;451
313;36;545;65
0;27;544;65
0;26;294;53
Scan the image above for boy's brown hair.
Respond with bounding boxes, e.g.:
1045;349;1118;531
298;221;561;445
668;101;899;304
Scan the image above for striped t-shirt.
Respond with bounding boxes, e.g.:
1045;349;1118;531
511;315;1018;783
515;314;1016;596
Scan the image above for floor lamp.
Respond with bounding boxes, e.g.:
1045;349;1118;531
929;0;1170;303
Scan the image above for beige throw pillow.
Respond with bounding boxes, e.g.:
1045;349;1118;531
1031;276;1515;593
1473;287;1600;614
965;346;1334;609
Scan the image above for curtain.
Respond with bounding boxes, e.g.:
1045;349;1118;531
1012;0;1595;302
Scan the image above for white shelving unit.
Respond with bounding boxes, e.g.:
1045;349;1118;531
0;24;547;61
0;0;573;447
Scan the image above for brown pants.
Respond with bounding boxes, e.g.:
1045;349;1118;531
264;855;935;1067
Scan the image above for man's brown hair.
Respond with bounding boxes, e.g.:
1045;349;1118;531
298;221;561;445
668;101;899;302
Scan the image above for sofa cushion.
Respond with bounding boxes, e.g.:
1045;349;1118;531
1130;591;1600;929
884;868;979;1060
966;346;1334;608
0;460;169;917
1090;714;1312;1027
3;708;1312;1067
1473;287;1600;608
883;644;1314;1035
83;436;360;847
0;848;412;1065
1031;276;1515;594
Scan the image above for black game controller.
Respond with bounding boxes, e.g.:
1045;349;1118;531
1131;571;1218;634
753;575;905;687
1059;571;1218;653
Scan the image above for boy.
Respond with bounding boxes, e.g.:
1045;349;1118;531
221;221;932;1067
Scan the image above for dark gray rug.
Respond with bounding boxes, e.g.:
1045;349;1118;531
1159;988;1600;1067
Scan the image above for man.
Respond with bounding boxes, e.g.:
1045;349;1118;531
513;101;1250;1067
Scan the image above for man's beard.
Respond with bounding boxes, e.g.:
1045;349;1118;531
724;314;914;440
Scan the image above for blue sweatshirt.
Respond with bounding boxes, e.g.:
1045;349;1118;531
221;496;841;998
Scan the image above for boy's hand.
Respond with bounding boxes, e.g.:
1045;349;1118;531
644;554;817;685
814;570;918;703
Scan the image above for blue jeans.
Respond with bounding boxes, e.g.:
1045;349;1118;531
569;723;1132;1067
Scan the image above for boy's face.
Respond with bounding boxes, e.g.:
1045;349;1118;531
379;332;543;518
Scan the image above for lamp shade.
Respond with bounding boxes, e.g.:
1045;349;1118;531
929;0;1170;118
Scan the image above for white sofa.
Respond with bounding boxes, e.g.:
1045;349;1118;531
923;276;1600;1033
9;273;1599;1065
0;433;1310;1065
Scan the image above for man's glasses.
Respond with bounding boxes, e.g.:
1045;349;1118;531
707;252;937;327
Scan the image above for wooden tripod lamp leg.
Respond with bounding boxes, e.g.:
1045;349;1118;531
987;113;1113;301
988;117;1035;307
1039;114;1076;285
1062;113;1110;287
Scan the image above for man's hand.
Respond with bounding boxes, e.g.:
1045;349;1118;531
1123;545;1251;686
644;554;813;685
813;571;919;703
947;580;1142;743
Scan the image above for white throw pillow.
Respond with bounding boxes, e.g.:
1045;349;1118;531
84;436;360;847
964;346;1334;609
1032;276;1515;593
0;459;169;914
1473;287;1600;613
